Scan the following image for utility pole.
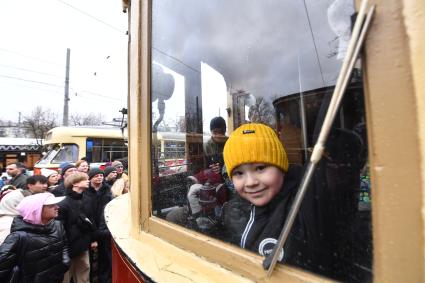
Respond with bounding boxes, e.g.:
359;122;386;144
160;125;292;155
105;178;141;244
63;48;71;126
17;111;21;137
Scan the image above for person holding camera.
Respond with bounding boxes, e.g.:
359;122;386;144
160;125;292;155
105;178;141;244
166;117;229;229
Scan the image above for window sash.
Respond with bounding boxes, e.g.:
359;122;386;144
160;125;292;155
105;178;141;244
124;0;425;281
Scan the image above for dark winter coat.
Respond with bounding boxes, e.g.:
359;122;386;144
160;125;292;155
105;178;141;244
240;161;366;281
83;184;113;241
105;179;115;187
51;182;66;197
240;165;302;257
57;190;93;258
0;216;69;283
239;165;330;269
83;184;113;283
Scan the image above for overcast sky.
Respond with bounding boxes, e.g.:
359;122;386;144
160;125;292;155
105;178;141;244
151;0;354;132
0;0;128;123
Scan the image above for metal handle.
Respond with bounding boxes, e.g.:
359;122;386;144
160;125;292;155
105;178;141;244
263;2;376;276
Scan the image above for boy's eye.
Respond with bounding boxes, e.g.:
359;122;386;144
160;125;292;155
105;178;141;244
255;164;267;171
232;170;243;177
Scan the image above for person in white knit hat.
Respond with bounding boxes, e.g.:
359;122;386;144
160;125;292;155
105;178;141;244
41;168;60;191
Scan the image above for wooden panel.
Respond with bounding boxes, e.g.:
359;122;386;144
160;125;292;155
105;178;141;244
365;0;425;281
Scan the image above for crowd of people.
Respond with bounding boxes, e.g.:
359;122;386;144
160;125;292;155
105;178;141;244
0;159;129;283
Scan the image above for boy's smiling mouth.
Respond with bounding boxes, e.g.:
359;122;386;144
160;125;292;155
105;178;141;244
245;188;267;195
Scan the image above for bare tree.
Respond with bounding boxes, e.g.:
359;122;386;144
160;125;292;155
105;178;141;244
70;113;104;126
248;97;276;127
23;106;57;146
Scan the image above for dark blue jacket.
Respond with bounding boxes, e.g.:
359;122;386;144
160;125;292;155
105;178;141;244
57;190;93;258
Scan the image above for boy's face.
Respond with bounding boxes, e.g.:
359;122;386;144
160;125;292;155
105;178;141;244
90;174;104;186
231;163;284;207
211;128;227;143
28;181;48;194
73;178;90;193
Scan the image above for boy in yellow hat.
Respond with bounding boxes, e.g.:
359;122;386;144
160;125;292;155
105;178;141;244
224;122;372;281
223;123;302;262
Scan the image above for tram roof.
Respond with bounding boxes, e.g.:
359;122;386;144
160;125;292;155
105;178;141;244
46;126;126;141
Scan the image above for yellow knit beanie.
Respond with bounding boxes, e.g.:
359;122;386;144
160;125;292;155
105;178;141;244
223;123;288;177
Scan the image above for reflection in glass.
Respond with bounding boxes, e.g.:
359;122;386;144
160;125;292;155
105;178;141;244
51;144;79;164
150;0;372;281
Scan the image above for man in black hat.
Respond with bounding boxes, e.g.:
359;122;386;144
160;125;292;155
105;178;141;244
204;116;228;173
166;117;229;226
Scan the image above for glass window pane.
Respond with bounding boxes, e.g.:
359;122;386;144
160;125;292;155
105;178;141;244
88;138;128;163
52;144;78;163
37;144;60;164
150;1;372;281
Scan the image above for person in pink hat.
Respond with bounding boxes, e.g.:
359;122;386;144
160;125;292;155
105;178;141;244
0;192;69;282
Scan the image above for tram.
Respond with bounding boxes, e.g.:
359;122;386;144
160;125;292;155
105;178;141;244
105;0;425;282
33;127;128;174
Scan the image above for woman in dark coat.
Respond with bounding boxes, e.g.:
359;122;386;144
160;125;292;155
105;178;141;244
0;192;69;283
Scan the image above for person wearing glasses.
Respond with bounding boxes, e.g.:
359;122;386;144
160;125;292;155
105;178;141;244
0;193;69;282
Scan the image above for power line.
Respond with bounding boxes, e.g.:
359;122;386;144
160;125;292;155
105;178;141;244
55;0;125;34
73;89;122;101
301;0;326;87
0;80;64;95
0;74;122;101
0;48;64;68
0;63;63;79
0;74;64;88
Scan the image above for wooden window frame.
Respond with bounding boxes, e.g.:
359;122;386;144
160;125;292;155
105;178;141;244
124;0;425;281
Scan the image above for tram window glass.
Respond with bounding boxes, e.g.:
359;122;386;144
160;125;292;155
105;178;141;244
87;138;127;163
51;144;78;164
163;141;185;159
150;1;372;281
37;144;60;164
